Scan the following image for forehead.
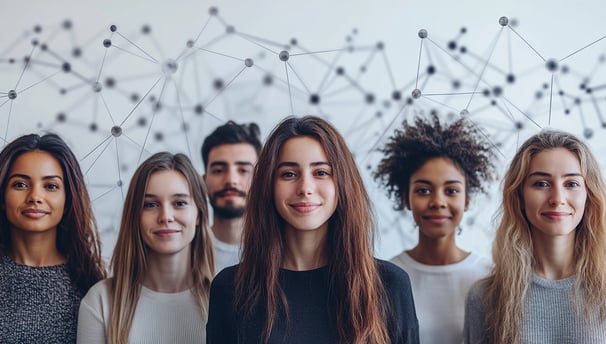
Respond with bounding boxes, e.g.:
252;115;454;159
145;170;190;194
278;136;327;162
411;157;465;182
527;148;581;174
207;143;257;164
10;150;64;176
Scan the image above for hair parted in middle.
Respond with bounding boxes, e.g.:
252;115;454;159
108;152;214;344
235;115;392;344
374;114;497;209
481;129;606;343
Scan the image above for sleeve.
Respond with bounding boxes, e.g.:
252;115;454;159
378;260;420;344
206;267;238;344
463;281;488;344
76;281;110;344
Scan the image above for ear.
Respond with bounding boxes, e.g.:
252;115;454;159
465;195;470;211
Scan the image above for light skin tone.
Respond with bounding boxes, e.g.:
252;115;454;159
406;157;470;265
4;150;66;266
522;148;587;280
274;136;337;271
140;170;198;292
204;143;257;245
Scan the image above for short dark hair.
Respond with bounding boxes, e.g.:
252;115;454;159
201;121;262;171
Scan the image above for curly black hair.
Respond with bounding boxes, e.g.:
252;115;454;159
374;114;497;209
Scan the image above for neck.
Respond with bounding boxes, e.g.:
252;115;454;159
407;233;468;265
282;228;328;271
142;248;193;293
212;216;244;245
532;230;576;280
9;228;65;266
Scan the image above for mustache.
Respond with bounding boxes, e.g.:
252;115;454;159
213;187;246;198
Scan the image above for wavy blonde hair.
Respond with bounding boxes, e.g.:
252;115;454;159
108;152;214;344
482;129;606;343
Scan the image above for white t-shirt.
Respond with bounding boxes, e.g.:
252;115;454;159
211;233;241;275
77;279;206;344
391;251;491;344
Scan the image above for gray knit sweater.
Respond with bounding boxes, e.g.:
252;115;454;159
0;253;82;343
464;274;606;343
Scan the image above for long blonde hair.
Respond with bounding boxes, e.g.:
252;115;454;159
109;152;214;344
482;129;606;343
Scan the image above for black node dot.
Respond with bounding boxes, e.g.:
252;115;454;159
506;73;515;83
545;59;559;72
447;41;457;50
182;123;190;132
376;42;384;50
602;122;606;128
382;100;390;108
430;109;438;116
375;111;383;118
558;90;565;96
8;58;14;64
579;83;586;89
460;109;469;116
213;79;224;90
406;97;413;105
23;56;30;63
57;112;66;122
491;100;497;106
137;117;147;126
194;104;204;114
535;91;543;99
62;20;72;29
492;86;503;97
244;58;254;67
153;102;162;111
40;43;48;51
411;89;422;99
59;88;67;95
309;94;320;104
209;7;218;15
72;47;82;57
131;93;140;102
279;50;289;61
31;38;39;46
186;39;194;48
62;62;71;73
561;65;569;74
452;80;461;89
418;29;428;39
347;46;355;53
154;132;164;141
498;16;509;26
8;90;17;100
141;25;151;34
290;38;298;45
392;90;401;101
149;95;157;102
584;128;593;139
33;25;42;33
104;77;116;88
586;88;593;94
335;67;345;75
111;126;122;137
510;18;519;27
426;65;436;74
89;123;98;132
482;89;490;97
515;121;523;130
110;25;117;32
574;98;581;105
459;46;467;54
542;83;549;90
263;74;273;86
103;39;112;48
92;82;102;92
599;55;606;63
365;93;375;104
564;109;570;115
460;27;467;33
360;66;366;73
226;26;235;34
117;180;123;187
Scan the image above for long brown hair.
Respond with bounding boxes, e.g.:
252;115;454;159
0;133;106;294
482;129;606;343
235;115;391;344
109;152;214;344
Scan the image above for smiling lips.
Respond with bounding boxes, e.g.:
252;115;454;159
422;215;451;224
21;208;50;219
153;229;181;237
542;211;571;220
290;202;320;214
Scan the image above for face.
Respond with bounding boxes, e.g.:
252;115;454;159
274;136;337;234
4;151;66;235
140;170;198;256
522;148;587;238
204;143;257;219
408;157;468;240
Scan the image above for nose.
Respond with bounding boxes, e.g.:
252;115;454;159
158;206;175;224
225;166;240;187
27;185;43;204
549;185;566;206
429;193;446;209
297;173;314;196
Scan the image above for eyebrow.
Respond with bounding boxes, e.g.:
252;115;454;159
527;171;583;178
277;161;331;168
209;161;254;168
412;179;463;185
8;173;63;181
144;193;191;198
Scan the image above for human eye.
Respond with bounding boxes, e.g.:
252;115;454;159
174;200;189;207
45;183;60;191
281;170;296;179
143;201;159;208
566;180;582;188
532;180;550;188
239;167;252;175
414;187;430;195
211;167;225;175
315;169;332;177
446;187;460;195
11;181;28;189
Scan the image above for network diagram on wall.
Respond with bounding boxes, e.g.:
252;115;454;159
1;7;605;258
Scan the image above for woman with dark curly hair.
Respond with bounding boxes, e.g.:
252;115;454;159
375;115;497;344
0;133;106;343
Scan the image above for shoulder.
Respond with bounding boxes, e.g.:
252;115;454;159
211;264;238;289
389;251;413;269
81;278;112;305
376;259;412;290
465;279;486;308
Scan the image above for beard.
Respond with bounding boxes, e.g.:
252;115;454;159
210;198;245;219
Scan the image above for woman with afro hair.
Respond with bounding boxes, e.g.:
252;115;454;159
375;114;497;344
